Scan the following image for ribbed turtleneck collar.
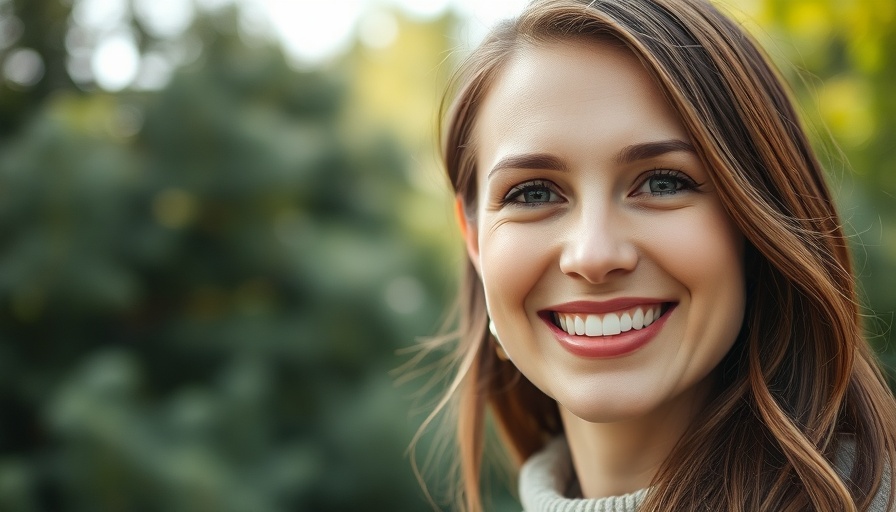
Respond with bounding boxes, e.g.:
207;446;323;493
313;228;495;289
519;437;646;512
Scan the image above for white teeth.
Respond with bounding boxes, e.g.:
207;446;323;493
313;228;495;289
585;315;602;336
632;309;644;330
620;312;632;332
555;304;664;337
602;313;621;335
574;316;585;335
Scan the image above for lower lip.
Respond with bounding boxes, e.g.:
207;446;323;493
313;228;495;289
544;306;674;358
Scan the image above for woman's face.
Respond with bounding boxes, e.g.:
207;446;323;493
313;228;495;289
463;39;746;424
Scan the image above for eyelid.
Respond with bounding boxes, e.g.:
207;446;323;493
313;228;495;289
631;168;702;196
501;179;561;205
642;167;696;183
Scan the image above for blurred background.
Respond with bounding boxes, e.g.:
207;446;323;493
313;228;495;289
0;0;893;510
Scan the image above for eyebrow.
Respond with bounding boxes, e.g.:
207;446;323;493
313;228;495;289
487;153;568;179
616;139;696;164
486;139;696;179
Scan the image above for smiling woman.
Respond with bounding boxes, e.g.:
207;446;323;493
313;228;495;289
420;0;896;511
468;41;746;440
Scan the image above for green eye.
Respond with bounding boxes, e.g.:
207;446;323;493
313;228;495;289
648;175;683;194
635;170;698;197
521;186;552;202
504;180;560;204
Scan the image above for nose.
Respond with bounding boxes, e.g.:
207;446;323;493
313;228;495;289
558;204;639;284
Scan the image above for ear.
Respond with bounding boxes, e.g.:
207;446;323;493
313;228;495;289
455;196;481;274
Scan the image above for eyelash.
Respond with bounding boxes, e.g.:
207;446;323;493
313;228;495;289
501;179;559;206
635;168;701;196
500;169;701;206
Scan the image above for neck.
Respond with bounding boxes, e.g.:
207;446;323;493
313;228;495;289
559;379;713;499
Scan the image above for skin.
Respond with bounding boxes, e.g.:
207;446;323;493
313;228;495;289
460;39;747;498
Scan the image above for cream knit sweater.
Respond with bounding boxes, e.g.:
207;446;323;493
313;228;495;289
519;436;892;512
520;437;645;512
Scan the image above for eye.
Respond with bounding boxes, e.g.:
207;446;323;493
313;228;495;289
503;180;561;205
632;169;700;197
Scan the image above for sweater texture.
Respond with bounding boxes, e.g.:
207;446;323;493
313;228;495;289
519;436;892;512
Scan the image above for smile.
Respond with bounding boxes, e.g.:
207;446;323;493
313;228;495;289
551;304;667;337
541;301;676;358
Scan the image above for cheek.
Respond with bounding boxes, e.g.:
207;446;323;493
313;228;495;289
641;200;744;282
478;223;554;314
649;205;746;340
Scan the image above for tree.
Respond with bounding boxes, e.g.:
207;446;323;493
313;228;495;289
0;5;445;511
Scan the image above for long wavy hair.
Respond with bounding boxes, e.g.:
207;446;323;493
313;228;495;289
423;0;896;510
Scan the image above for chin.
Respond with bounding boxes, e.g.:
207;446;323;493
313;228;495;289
556;390;660;424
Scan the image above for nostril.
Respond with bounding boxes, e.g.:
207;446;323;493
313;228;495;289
558;233;638;284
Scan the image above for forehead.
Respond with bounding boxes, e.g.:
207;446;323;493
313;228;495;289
473;38;690;171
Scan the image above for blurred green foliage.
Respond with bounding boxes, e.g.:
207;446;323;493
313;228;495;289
746;1;896;367
0;2;453;511
0;1;894;512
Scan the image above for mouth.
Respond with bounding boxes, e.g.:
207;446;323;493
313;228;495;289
545;302;674;337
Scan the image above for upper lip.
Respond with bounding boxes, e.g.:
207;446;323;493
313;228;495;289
543;298;671;315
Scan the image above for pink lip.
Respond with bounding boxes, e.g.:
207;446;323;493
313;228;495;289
547;298;669;315
539;302;676;359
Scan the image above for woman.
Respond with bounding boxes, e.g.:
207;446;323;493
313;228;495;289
425;0;896;510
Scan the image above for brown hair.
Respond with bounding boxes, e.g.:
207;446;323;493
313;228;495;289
424;0;896;510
